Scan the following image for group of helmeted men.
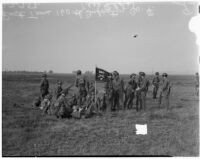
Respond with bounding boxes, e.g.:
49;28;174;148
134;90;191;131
37;70;199;119
103;71;171;112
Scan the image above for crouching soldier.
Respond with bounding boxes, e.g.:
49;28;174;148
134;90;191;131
54;89;73;119
158;73;171;110
124;73;137;109
40;94;53;115
40;73;49;99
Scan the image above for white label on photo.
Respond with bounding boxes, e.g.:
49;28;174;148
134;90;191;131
135;124;147;135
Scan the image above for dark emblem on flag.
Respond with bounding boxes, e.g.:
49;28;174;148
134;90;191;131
95;67;112;82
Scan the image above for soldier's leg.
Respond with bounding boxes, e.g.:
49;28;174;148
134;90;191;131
124;93;128;110
117;91;122;110
112;91;117;111
165;95;170;110
158;93;162;107
155;86;159;98
136;92;139;111
153;86;156;99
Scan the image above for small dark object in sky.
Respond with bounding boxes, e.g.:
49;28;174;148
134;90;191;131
133;34;138;38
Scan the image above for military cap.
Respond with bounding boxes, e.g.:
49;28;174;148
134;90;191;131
155;72;159;75
139;72;145;76
130;73;136;78
77;70;82;75
162;73;168;77
112;71;119;76
42;73;47;77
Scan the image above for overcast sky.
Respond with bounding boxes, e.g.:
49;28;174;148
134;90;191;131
2;2;199;74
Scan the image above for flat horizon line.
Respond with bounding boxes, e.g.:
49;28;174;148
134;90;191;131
2;70;197;76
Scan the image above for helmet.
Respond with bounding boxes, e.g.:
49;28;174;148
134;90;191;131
112;71;119;76
77;70;81;75
130;73;136;78
155;72;159;75
162;73;168;77
139;72;145;76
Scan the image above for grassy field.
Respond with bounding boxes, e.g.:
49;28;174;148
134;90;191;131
2;73;199;156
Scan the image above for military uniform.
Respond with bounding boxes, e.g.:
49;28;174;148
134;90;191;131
56;82;63;99
124;75;137;109
40;74;49;99
136;72;148;111
54;92;72;118
112;72;124;111
104;79;113;111
152;74;160;99
158;73;171;109
75;73;88;107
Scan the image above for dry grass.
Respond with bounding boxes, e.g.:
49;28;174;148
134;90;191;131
2;73;199;156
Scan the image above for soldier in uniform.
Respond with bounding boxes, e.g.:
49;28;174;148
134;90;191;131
136;72;148;111
56;81;63;99
112;71;125;111
124;73;137;109
104;76;114;112
152;72;160;99
40;73;49;99
54;89;73;119
75;70;88;107
158;73;171;110
88;80;95;95
195;72;199;96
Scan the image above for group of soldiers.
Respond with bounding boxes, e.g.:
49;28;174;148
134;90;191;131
35;70;199;119
103;71;171;112
35;71;97;119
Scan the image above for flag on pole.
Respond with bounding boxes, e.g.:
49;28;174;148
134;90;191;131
95;67;112;82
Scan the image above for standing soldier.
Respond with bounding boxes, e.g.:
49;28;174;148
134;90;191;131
124;73;137;109
56;81;63;99
138;72;148;111
112;71;125;111
135;72;148;111
75;70;88;107
152;72;160;99
104;76;113;112
40;73;49;99
158;73;171;110
88;80;95;95
195;72;199;96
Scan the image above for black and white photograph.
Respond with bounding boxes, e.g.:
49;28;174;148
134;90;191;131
1;0;199;156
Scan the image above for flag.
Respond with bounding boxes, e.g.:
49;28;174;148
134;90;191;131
95;67;112;82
